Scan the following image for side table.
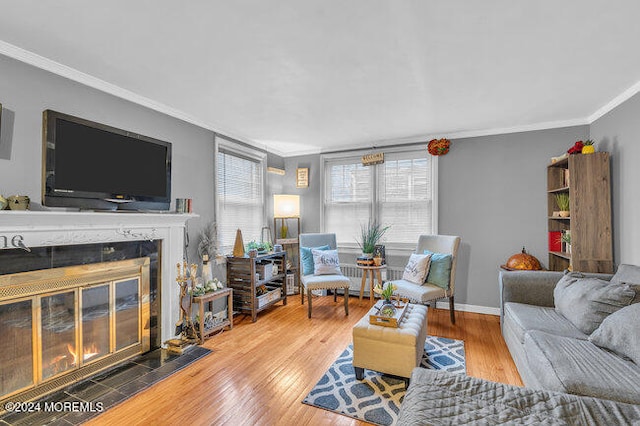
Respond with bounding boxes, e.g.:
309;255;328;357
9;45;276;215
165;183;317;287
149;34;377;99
192;287;233;344
356;264;387;303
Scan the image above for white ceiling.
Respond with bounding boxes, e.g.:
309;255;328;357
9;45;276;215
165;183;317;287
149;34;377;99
1;1;640;157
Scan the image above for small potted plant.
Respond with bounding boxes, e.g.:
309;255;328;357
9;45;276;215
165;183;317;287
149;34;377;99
374;283;398;317
561;231;571;254
198;222;218;284
555;193;570;218
357;220;390;259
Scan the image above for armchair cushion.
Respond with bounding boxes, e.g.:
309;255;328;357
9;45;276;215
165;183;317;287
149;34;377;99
392;279;446;304
300;244;330;275
312;248;341;275
402;253;432;284
423;249;452;289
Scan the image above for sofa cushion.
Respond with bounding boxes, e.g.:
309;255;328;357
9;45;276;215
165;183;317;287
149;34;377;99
300;245;330;275
423;249;452;289
504;302;587;344
402;253;432;284
610;264;640;285
554;274;636;334
590;303;640;365
524;330;640;404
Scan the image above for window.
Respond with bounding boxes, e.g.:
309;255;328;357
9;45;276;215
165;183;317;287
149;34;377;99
323;148;436;247
216;140;265;254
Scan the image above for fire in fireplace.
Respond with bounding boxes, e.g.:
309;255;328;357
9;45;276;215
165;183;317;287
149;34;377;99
0;258;150;405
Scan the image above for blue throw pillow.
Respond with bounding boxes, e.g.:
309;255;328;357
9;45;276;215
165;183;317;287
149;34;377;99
423;249;453;289
301;245;330;275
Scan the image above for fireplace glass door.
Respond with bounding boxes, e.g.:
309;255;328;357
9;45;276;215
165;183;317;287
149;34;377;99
0;299;33;396
115;278;140;350
82;284;110;363
41;291;77;380
0;258;149;403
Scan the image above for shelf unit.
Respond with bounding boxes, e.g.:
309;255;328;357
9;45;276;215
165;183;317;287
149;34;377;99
192;288;233;344
547;152;613;273
274;217;301;295
226;251;287;322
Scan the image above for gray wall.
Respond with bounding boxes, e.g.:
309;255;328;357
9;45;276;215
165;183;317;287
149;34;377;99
590;92;640;265
283;154;322;233
439;127;588;308
0;55;215;263
285;126;589;308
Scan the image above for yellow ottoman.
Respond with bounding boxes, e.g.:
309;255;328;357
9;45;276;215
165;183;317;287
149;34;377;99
352;304;428;383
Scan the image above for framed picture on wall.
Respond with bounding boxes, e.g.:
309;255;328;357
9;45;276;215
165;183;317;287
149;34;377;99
296;167;309;188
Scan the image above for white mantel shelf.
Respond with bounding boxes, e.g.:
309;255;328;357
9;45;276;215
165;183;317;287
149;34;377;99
0;210;198;344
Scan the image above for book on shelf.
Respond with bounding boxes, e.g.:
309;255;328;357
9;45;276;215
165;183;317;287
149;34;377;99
549;231;562;252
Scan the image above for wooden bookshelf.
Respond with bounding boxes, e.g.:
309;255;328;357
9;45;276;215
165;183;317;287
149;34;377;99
547;152;613;273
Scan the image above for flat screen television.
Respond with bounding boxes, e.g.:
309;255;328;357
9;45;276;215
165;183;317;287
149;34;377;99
43;110;172;211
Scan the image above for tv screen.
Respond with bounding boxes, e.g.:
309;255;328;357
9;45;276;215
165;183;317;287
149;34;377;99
43;110;172;211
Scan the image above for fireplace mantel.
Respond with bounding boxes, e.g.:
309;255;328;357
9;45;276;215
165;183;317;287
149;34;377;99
0;210;197;344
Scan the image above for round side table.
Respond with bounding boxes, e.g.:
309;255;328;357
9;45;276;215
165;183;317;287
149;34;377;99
356;264;387;303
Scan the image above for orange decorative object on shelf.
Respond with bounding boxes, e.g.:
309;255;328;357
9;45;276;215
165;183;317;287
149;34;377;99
428;138;451;156
501;247;543;271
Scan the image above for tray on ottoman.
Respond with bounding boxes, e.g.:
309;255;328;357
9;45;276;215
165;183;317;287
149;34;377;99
369;300;409;328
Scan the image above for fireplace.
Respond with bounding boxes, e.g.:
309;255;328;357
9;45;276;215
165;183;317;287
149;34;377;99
0;210;193;407
0;258;150;404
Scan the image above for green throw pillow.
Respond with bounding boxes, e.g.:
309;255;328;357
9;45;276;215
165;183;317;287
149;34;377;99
300;245;330;275
423;249;453;289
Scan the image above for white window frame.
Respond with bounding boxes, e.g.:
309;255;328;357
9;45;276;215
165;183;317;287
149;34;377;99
320;146;438;254
214;135;267;254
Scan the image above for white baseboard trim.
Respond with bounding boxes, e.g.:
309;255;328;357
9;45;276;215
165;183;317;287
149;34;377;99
434;301;500;316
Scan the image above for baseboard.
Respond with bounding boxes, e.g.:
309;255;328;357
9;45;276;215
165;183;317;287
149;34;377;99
434;301;500;316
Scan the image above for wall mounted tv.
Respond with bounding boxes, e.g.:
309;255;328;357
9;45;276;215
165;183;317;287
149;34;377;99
43;110;172;211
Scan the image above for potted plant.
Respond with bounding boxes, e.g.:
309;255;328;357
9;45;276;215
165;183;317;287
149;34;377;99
198;222;218;284
561;231;571;254
555;193;570;218
374;282;397;317
357;221;390;258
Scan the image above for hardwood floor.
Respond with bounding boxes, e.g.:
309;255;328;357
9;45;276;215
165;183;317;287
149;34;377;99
86;295;522;425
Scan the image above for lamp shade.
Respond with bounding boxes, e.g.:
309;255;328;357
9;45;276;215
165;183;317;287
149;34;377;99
273;194;300;218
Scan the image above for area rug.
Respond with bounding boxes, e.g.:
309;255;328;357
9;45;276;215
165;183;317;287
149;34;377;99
302;336;465;426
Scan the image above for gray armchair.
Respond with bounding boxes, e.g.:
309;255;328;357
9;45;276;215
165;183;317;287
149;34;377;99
299;233;350;318
391;234;461;324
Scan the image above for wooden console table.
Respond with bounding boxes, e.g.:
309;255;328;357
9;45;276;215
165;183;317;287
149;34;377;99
192;287;233;344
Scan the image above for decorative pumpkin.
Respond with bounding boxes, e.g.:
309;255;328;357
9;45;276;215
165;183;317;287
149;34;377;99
504;247;542;271
428;138;451;156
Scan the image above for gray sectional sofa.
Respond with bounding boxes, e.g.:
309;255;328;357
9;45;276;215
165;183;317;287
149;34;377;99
499;265;640;405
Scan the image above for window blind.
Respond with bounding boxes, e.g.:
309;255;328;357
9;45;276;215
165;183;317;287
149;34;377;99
217;150;264;254
323;149;435;247
324;159;371;246
377;152;433;244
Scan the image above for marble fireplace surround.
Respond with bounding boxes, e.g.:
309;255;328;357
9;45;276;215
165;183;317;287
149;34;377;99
0;210;196;345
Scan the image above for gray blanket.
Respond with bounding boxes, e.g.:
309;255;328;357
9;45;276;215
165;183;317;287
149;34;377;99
397;368;640;425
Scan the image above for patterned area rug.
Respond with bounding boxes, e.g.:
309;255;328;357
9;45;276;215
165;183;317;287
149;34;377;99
302;336;465;426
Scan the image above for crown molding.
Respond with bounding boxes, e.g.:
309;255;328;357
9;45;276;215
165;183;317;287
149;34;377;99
588;80;640;124
2;40;639;158
0;40;265;150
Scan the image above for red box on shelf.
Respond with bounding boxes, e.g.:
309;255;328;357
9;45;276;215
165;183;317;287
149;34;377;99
549;231;562;252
